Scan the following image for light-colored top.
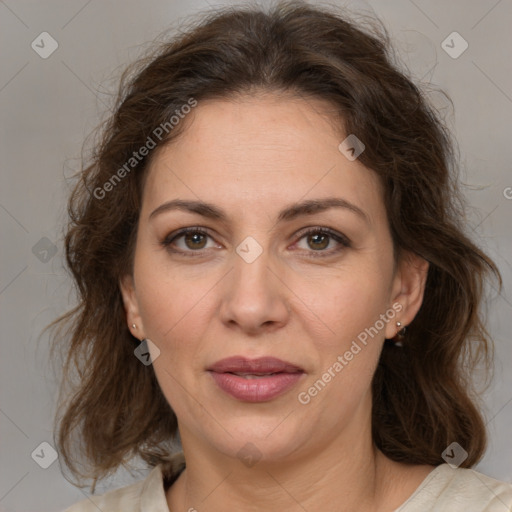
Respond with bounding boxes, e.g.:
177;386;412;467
63;453;512;511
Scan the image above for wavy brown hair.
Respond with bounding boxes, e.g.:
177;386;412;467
49;0;502;490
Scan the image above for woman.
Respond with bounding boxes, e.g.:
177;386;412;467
55;2;512;511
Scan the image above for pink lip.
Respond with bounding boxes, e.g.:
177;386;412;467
207;356;305;402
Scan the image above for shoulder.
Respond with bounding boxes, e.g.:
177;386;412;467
62;453;186;512
62;473;150;512
398;463;512;512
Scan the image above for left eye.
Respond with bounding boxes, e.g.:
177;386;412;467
293;228;350;255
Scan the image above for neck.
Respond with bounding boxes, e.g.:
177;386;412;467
166;412;408;512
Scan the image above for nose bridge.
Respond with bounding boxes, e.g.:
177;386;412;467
219;238;289;332
234;242;272;290
231;241;276;305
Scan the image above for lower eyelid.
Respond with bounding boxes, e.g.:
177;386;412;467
163;228;350;255
292;239;348;257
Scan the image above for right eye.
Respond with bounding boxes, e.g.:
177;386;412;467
161;227;220;255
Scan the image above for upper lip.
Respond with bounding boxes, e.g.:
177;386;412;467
207;356;304;374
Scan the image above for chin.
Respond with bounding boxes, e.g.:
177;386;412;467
206;417;309;464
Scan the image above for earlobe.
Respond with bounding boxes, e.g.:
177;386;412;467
386;252;429;339
119;274;144;339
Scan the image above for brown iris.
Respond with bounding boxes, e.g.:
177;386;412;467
307;233;329;250
184;232;207;250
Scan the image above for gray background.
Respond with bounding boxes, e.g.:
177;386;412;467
1;0;511;510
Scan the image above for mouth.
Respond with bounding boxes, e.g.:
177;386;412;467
207;356;305;402
227;372;284;378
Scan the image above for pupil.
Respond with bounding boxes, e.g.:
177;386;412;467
309;233;328;250
186;233;206;249
183;233;329;251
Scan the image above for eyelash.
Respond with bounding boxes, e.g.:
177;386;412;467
161;226;351;258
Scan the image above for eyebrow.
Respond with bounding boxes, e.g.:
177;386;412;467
149;197;369;224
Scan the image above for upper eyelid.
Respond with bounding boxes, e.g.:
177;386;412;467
164;226;350;249
295;225;349;240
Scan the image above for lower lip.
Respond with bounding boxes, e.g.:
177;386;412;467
209;371;303;402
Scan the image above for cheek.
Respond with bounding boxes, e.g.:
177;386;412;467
134;254;214;340
293;265;391;349
297;277;387;421
134;262;215;377
135;274;209;412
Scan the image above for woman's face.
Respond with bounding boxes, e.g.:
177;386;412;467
121;92;428;463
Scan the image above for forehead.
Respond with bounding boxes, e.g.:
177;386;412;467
142;93;384;223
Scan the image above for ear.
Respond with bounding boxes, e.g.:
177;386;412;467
385;251;429;339
119;274;145;340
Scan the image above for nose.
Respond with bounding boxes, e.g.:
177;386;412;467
219;250;290;336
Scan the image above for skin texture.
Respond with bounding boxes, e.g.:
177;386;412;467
120;92;433;512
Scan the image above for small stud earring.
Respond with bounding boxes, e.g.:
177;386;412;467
132;323;136;329
394;321;406;345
